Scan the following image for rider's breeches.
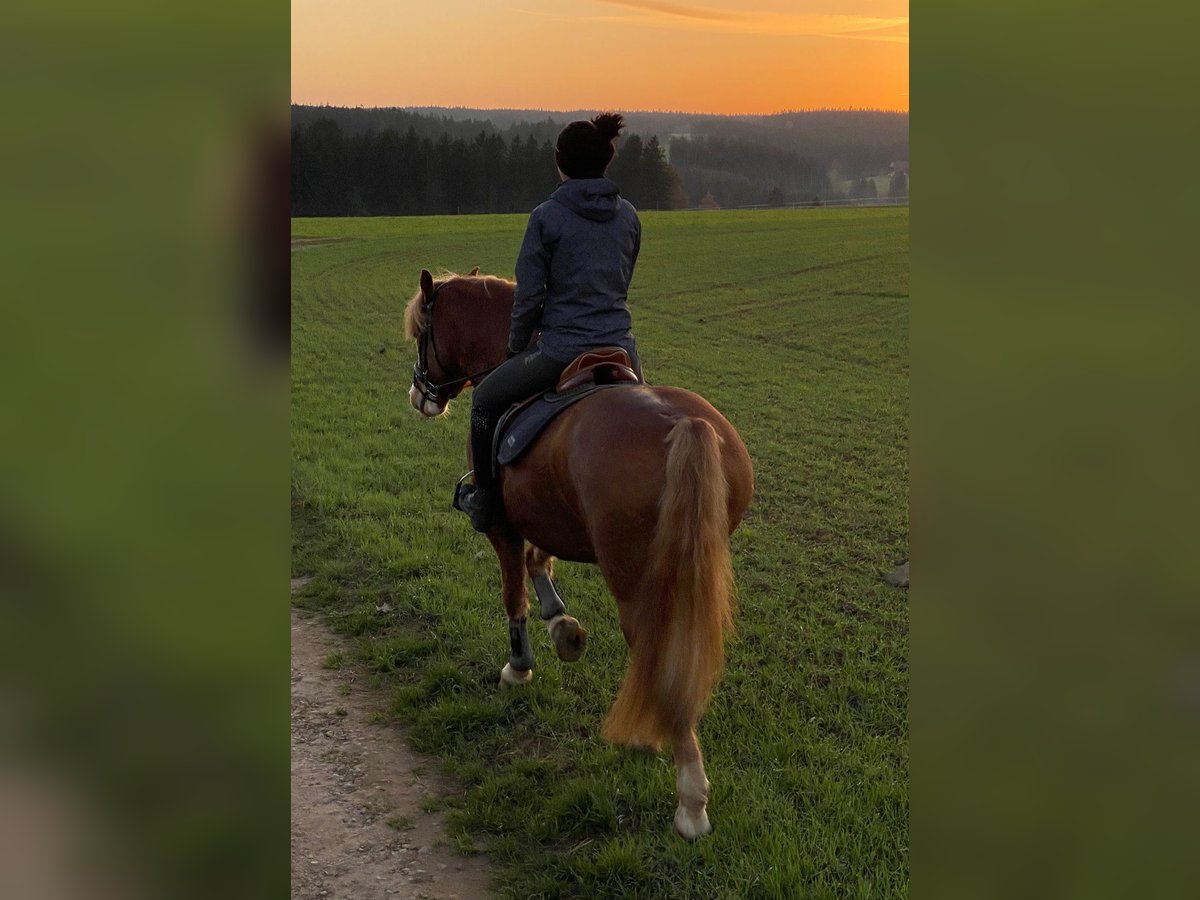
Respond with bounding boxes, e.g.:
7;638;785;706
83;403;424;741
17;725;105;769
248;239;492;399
469;347;568;489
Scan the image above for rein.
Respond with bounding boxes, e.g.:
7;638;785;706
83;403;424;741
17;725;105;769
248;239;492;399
412;282;498;407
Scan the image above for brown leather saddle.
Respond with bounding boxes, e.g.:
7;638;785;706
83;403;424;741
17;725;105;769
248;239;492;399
491;347;644;474
554;347;641;392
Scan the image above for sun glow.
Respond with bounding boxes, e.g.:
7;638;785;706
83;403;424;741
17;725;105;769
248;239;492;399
292;0;908;114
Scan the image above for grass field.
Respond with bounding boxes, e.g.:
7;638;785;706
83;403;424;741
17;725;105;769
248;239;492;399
291;207;909;899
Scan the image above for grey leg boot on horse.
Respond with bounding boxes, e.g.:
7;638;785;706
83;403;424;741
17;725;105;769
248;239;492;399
489;519;535;687
526;546;587;663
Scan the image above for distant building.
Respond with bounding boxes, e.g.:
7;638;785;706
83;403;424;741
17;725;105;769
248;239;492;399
889;160;909;175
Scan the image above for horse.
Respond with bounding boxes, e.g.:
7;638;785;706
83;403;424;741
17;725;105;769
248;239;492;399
404;268;754;838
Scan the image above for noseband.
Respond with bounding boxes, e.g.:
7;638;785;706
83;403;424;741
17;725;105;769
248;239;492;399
412;282;497;408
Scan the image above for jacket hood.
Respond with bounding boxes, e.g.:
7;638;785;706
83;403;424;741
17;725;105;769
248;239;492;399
551;178;621;222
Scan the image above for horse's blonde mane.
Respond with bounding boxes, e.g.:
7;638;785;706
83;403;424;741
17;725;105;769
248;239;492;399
403;271;515;342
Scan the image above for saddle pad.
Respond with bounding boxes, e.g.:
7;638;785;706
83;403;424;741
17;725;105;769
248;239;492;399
494;382;636;471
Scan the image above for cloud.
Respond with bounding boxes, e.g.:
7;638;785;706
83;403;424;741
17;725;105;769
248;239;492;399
585;0;908;43
592;0;746;22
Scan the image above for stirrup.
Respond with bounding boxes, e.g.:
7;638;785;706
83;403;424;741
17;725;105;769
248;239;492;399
451;471;474;513
452;474;498;533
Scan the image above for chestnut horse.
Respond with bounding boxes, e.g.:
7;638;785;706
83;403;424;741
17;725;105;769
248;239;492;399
404;269;753;838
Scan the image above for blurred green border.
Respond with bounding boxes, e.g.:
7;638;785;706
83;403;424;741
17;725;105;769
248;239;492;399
7;1;1197;896
914;3;1198;897
3;3;290;898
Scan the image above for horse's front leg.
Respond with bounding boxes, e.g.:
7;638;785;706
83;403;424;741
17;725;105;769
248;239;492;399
488;520;534;687
526;546;587;663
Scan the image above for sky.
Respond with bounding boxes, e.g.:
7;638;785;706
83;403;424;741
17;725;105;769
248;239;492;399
291;0;908;114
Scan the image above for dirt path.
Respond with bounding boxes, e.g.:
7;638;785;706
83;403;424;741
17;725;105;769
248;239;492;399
291;604;493;900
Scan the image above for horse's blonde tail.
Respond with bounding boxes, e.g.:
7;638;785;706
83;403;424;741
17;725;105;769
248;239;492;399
603;417;734;749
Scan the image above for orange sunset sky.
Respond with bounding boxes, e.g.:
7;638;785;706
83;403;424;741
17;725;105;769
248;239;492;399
292;0;908;114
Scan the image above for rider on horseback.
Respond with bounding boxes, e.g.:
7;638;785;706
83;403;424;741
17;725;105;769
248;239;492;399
454;112;643;532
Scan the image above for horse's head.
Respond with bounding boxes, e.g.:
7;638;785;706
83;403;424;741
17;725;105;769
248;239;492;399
404;267;513;417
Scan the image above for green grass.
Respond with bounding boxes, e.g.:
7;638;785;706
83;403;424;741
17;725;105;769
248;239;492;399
292;208;908;898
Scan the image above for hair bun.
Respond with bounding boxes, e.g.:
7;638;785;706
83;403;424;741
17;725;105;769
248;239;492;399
591;112;625;142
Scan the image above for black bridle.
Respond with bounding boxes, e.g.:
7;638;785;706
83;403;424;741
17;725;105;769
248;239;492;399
411;282;498;408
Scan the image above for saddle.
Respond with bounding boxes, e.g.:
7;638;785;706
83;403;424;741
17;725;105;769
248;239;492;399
491;347;642;475
555;348;640;392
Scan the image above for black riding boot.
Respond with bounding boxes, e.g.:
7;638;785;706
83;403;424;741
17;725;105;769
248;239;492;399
453;480;500;533
453;406;503;532
452;347;574;532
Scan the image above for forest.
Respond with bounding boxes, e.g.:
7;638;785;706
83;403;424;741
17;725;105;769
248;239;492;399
291;105;908;215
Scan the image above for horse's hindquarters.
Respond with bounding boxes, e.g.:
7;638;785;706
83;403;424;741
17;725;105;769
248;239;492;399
502;387;664;560
498;384;753;838
501;385;752;567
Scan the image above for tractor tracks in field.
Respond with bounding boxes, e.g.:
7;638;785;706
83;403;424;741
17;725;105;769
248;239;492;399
650;251;905;298
292;237;357;251
643;252;908;321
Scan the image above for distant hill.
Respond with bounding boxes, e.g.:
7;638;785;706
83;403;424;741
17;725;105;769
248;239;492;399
290;105;908;211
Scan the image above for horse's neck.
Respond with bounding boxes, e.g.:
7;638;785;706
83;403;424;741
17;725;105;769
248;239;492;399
456;280;515;371
488;284;517;357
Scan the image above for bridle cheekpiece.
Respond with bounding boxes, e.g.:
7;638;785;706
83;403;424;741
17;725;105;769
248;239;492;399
411;281;496;409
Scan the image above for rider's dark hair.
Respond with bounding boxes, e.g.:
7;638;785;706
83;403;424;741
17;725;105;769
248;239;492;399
555;113;625;179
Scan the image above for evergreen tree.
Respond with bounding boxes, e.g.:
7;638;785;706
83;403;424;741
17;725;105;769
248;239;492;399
611;133;645;206
641;136;668;209
291;126;308;214
304;118;351;215
398;127;424;214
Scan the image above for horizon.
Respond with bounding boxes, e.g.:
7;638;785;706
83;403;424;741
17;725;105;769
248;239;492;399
290;102;910;117
292;1;908;115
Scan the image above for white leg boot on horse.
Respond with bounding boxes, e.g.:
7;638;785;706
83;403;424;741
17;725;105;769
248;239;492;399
526;546;588;663
672;728;713;839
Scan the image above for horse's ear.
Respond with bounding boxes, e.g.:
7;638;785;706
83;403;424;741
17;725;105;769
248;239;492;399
468;266;480;276
419;269;434;301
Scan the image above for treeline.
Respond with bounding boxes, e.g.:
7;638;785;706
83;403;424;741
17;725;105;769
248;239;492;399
694;109;908;179
291;118;690;216
669;136;829;208
290;105;908;215
291;105;909;181
844;172;908;201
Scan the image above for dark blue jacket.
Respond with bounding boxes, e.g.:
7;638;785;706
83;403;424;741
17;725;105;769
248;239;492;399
509;178;641;363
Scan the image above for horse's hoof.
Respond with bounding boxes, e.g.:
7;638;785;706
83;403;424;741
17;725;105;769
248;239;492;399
500;663;533;687
548;615;587;663
674;805;713;840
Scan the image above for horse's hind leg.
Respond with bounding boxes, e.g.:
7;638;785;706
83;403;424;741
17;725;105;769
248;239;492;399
671;726;713;839
488;522;534;687
596;542;713;838
526;546;587;663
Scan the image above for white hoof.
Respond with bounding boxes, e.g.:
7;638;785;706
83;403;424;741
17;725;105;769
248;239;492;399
674;804;712;840
499;663;533;687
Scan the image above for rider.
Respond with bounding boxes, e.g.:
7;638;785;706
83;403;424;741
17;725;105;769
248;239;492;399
454;112;643;532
